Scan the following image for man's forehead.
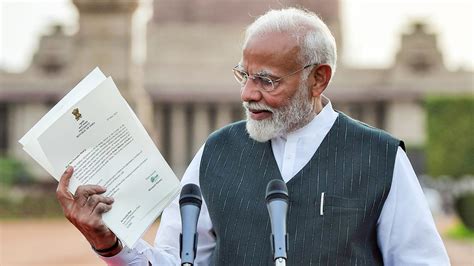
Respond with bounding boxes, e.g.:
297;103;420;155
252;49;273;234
244;32;300;55
241;32;301;74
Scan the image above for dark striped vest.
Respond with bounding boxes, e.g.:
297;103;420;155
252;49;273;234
199;113;403;266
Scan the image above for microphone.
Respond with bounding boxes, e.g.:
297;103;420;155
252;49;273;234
265;179;289;266
179;183;202;266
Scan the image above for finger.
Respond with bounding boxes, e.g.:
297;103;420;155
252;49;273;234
92;202;113;216
57;166;74;200
74;185;107;207
86;194;114;211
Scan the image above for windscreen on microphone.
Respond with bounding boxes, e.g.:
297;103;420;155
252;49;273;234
179;183;202;207
265;179;289;202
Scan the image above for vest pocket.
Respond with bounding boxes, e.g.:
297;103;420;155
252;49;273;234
316;194;365;215
309;194;368;261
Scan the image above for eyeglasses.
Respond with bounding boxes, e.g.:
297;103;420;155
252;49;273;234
232;63;318;92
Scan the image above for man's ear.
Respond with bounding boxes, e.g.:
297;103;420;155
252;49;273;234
309;64;332;97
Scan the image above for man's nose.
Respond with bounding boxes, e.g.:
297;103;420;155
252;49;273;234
240;79;262;103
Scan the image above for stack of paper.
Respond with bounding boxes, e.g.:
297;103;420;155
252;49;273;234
19;68;181;248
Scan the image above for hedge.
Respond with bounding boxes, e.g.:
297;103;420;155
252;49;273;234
426;96;474;178
0;157;31;186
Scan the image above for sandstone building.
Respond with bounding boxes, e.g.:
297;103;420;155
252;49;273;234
0;0;472;179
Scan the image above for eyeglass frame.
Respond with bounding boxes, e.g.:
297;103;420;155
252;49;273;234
232;63;319;92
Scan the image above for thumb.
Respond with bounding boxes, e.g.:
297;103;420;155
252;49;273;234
57;166;74;197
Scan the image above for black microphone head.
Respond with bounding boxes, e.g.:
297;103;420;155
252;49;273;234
265;179;289;202
179;183;202;207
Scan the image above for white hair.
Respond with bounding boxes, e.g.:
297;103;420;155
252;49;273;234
243;7;337;77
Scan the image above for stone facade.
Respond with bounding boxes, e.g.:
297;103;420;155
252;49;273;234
0;0;472;179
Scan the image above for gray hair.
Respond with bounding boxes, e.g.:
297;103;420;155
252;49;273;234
243;7;337;77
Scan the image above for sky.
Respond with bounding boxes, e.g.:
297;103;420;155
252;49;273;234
0;0;473;73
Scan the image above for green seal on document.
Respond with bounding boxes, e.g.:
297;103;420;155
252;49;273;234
150;174;159;183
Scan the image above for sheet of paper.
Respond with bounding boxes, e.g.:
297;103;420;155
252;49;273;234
19;67;106;146
20;69;180;248
19;68;107;178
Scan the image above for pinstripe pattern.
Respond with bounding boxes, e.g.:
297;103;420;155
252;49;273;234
200;113;401;266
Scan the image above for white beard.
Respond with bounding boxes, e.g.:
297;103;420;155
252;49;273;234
244;82;314;142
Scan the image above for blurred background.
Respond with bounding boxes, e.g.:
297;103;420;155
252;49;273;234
0;0;473;265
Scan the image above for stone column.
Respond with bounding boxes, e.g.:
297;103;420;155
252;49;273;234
153;104;165;151
192;104;211;154
72;0;156;140
9;103;51;180
215;103;233;129
170;104;187;177
361;103;377;127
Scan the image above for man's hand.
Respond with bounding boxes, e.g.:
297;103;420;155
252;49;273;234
56;166;121;255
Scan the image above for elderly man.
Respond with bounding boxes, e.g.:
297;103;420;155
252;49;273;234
57;7;449;265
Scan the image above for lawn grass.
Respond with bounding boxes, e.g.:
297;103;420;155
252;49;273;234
446;222;474;242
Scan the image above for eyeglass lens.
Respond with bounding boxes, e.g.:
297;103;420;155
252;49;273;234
233;69;275;91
